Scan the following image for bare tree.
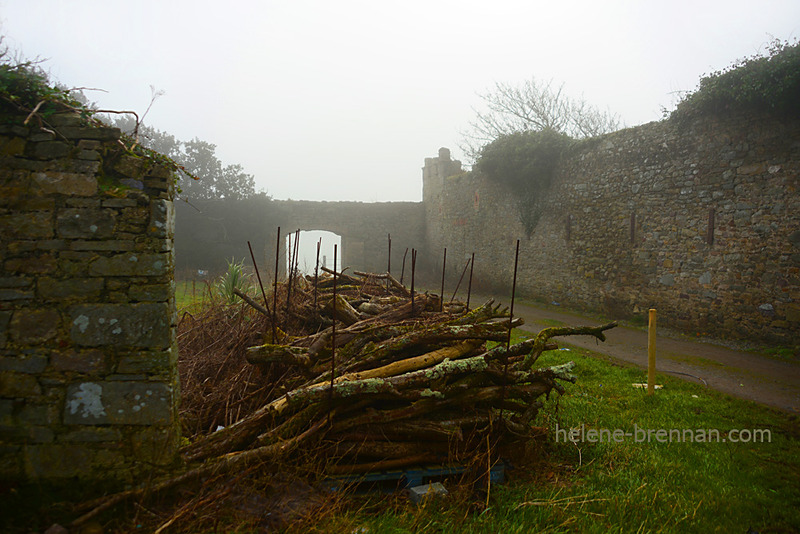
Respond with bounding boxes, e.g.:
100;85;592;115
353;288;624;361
460;77;622;161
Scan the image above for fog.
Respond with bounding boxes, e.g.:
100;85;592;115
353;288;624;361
1;0;798;201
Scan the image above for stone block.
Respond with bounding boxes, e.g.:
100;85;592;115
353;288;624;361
62;159;100;174
131;426;177;465
147;164;173;180
0;288;35;301
30;141;72;159
63;381;174;425
0;277;32;289
658;274;675;286
129;282;171;302
78;139;101;150
0;399;12;420
77;149;100;161
119;206;150;228
24;444;92;478
0;168;30;201
0;372;42;397
59;427;122;442
0;124;29;136
4;254;58;275
55;126;120;141
38;277;104;300
92;449;128;473
69;239;135;252
0;424;54;443
50;349;107;374
15;402;56;426
0;311;10;347
101;198;138;208
9;309;61;345
117;349;174;374
737;163;765;175
48;112;85;127
66;197;100;208
114;154;148;178
0;211;53;239
0;136;26;156
0;353;48;374
56;208;116;239
89;252;170;277
32;171;98;196
69;303;171;348
149;199;174;238
0;444;22;479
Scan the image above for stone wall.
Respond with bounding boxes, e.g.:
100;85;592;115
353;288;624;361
424;113;800;344
0;113;179;482
175;198;427;277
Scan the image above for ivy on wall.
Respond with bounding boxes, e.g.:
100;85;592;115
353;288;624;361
475;128;572;235
672;39;800;120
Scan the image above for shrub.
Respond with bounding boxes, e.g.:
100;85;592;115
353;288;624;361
672;38;800;120
475;128;572;235
216;258;251;304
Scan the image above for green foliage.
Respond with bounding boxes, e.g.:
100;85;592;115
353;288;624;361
216;258;251;304
0;47;198;190
672;38;800;120
475;129;572;235
0;55;87;123
107;115;259;200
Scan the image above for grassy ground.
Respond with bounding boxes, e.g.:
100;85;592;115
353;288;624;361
312;334;800;534
3;331;797;533
175;279;213;310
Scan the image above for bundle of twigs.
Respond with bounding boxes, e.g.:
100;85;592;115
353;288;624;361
71;268;616;528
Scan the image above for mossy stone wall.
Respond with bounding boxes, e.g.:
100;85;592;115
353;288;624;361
0;112;179;482
424;113;800;344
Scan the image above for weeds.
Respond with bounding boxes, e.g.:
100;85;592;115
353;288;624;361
216;258;252;305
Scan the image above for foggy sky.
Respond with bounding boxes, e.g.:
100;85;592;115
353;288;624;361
2;0;798;202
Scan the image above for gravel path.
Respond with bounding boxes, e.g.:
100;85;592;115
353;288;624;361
478;296;800;414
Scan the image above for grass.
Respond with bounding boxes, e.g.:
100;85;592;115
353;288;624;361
175;279;213;310
757;345;800;363
3;331;797;533
311;333;800;534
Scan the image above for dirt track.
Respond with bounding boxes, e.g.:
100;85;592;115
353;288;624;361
479;296;800;414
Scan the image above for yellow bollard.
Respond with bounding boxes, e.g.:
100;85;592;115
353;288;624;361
647;309;656;395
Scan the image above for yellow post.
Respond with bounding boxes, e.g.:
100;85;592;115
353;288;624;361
647;309;657;395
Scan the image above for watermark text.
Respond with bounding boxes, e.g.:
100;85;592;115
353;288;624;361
555;424;771;444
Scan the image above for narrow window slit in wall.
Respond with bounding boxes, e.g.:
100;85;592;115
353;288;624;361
707;208;715;245
565;214;572;241
630;212;636;244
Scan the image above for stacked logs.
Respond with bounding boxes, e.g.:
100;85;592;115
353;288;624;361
181;268;616;476
71;268;615;527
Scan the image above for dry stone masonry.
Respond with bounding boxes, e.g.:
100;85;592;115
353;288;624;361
0;112;179;482
424;113;800;344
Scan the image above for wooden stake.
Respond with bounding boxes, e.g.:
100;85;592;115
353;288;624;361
410;249;417;315
648;309;656;395
466;252;475;310
313;238;321;308
248;240;271;318
273;227;280;342
450;257;472;303
501;240;520;421
400;247;409;284
440;248;447;312
329;244;338;423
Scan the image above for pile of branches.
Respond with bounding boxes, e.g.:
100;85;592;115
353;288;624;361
73;268;615;529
